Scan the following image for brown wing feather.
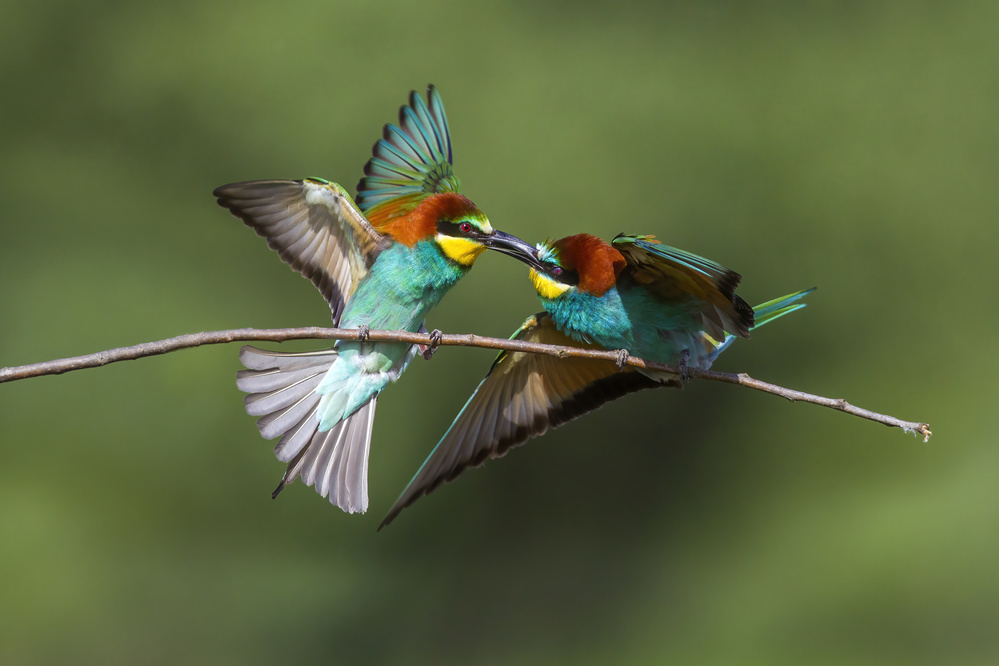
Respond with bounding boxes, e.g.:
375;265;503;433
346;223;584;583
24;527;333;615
614;236;754;340
379;313;669;528
215;179;390;324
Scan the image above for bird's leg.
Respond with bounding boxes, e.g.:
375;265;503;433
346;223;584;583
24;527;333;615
356;324;370;343
678;348;691;382
615;348;630;371
423;328;444;361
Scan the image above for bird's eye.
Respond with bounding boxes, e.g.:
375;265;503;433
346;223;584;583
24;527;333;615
459;222;473;234
551;266;563;277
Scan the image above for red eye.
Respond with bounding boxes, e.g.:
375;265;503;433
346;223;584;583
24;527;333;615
459;222;472;234
551;266;563;277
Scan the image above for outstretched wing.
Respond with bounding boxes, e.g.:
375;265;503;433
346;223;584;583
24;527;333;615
612;234;755;340
379;313;666;529
356;84;463;228
215;178;390;324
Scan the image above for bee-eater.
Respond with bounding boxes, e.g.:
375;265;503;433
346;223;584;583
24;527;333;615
214;86;538;514
380;233;812;527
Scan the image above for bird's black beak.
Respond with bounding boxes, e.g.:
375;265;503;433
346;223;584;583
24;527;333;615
484;230;544;270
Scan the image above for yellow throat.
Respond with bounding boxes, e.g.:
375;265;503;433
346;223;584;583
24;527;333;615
436;235;488;266
529;268;571;300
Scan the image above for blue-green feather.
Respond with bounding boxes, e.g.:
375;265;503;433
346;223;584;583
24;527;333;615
749;288;815;328
704;288;815;360
613;234;738;285
356;85;461;223
314;241;471;429
540;283;706;365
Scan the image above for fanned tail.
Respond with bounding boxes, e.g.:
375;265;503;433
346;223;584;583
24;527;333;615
236;345;375;514
271;396;376;514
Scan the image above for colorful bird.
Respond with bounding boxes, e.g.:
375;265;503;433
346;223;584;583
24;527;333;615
380;233;813;527
214;86;538;514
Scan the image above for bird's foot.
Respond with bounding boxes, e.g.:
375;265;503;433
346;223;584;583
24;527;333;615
357;324;370;343
678;348;691;383
615;348;630;371
423;328;444;360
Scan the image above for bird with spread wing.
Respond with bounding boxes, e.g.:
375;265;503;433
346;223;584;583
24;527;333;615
214;86;538;514
381;233;812;527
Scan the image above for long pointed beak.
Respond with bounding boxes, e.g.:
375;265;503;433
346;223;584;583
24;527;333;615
484;230;544;270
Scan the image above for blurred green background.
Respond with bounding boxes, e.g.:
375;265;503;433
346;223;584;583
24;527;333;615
1;1;995;664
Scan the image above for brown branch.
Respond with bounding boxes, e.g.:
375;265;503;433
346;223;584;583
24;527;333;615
0;326;932;441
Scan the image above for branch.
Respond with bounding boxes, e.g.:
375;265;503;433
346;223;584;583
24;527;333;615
0;326;931;441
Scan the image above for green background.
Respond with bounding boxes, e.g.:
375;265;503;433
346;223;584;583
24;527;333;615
2;1;995;664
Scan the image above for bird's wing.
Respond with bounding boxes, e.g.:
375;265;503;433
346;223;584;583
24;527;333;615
379;313;665;529
700;288;816;363
356;84;463;228
215;178;390;324
612;234;755;340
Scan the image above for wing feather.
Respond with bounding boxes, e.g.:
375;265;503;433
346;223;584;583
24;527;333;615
356;85;462;228
612;234;754;339
379;314;664;528
215;179;389;324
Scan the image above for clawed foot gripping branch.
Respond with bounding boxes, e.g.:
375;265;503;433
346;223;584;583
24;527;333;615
0;326;932;442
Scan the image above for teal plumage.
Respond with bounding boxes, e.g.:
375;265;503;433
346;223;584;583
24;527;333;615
313;238;472;430
357;85;460;225
380;232;812;527
525;233;758;378
701;287;813;363
215;86;537;514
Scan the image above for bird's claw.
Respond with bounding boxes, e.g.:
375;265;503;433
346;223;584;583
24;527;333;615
678;348;691;383
357;325;370;343
615;348;630;371
423;329;444;361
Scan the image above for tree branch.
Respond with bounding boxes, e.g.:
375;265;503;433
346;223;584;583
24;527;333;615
0;326;932;441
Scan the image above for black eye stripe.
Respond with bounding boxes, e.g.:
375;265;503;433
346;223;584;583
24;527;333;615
541;263;579;286
436;219;482;237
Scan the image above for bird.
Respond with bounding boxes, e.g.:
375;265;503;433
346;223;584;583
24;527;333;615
379;232;813;527
213;85;539;514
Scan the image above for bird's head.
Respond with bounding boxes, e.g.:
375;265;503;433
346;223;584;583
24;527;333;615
530;234;627;300
380;192;537;267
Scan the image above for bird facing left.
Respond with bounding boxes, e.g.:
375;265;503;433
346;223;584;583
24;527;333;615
214;85;539;514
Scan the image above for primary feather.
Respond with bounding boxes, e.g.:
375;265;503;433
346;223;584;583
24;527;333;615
214;179;388;323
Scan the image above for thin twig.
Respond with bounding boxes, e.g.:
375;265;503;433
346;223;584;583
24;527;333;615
0;326;932;441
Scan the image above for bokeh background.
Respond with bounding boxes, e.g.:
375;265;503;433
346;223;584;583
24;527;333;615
2;1;996;664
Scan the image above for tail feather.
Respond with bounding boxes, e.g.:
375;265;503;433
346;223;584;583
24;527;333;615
274;404;322;462
243;369;324;418
285;396;376;513
702;287;815;362
239;346;337;371
238;364;328;396
750;287;815;330
256;389;324;440
236;345;375;514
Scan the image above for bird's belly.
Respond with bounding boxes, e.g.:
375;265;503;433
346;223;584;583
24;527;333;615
314;343;419;430
626;327;713;369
